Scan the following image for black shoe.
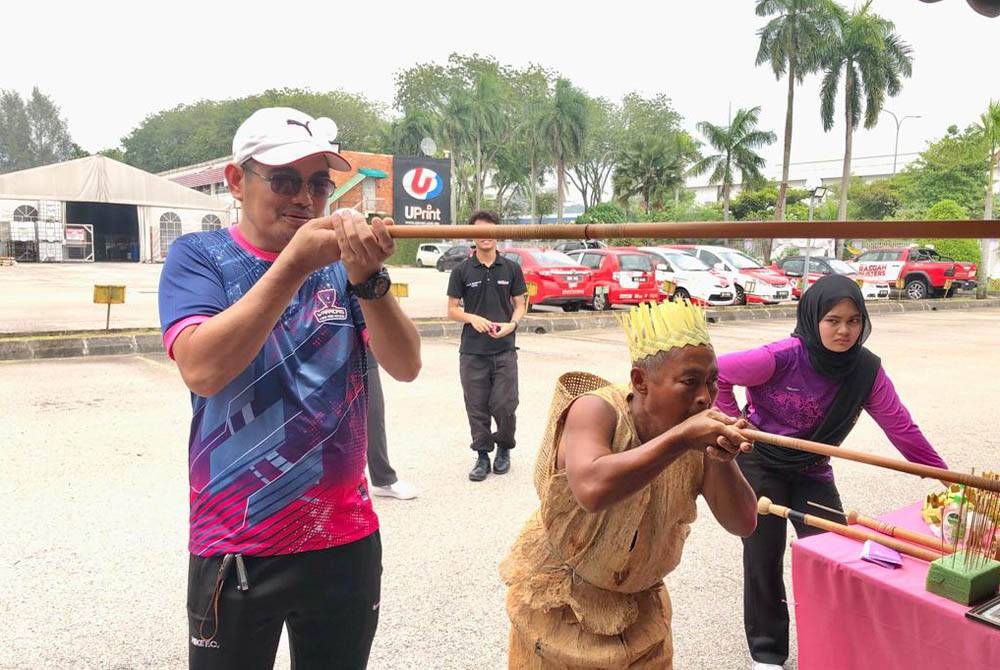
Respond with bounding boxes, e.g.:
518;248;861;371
493;447;511;475
469;453;491;481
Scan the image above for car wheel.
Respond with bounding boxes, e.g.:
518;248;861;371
735;284;747;305
562;302;581;312
416;258;424;268
672;287;691;303
592;291;611;311
904;278;929;300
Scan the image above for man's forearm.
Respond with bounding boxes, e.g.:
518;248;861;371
447;303;473;324
703;458;757;537
173;258;309;396
573;427;690;512
362;296;421;382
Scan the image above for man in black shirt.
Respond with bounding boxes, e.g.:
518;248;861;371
447;210;528;481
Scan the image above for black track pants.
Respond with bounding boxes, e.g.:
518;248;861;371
187;532;382;670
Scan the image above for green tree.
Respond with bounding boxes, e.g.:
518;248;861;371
977;99;1000;297
0;87;76;172
122;88;388;172
510;67;554;223
691;106;777;220
568;97;622;210
612;134;694;214
576;202;628;224
895;124;989;215
820;1;913;227
538;78;589;223
755;0;836;221
382;110;436;156
851;178;902;219
395;54;519;217
924;198;969;221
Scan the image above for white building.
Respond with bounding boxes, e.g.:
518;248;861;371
686;151;922;204
0;156;230;263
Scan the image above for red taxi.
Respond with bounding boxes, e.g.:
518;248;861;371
499;248;593;312
565;247;662;310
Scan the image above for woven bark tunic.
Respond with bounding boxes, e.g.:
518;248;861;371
500;373;704;669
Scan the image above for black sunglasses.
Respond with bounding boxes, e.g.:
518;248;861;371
245;167;336;199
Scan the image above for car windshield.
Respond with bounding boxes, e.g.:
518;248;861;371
663;252;710;271
530;250;578;266
827;259;856;274
717;250;762;269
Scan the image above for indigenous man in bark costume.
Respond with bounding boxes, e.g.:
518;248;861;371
500;301;759;668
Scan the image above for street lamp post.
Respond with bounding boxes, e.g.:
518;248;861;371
883;110;921;174
802;179;830;296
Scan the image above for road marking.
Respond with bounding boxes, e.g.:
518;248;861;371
136;354;175;371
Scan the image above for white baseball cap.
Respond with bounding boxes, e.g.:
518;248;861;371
232;107;351;171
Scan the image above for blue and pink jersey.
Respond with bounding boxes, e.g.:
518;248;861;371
158;226;377;557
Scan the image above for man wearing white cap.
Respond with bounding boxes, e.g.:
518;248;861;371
158;107;421;669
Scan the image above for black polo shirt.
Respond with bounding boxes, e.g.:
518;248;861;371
447;252;527;355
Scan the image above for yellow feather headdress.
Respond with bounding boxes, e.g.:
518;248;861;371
617;301;712;363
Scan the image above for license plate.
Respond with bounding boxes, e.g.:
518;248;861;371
720;292;732;299
776;291;788;299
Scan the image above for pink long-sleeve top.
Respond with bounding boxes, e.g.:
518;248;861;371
716;337;947;479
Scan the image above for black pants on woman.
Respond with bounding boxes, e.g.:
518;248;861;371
737;451;846;666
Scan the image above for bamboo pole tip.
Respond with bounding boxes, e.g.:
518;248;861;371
847;510;859;524
757;497;773;515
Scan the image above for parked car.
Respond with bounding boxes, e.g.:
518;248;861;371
436;245;474;272
415;243;453;268
773;256;890;300
638;246;735;306
499;248;593;312
849;246;973;299
665;244;792;305
565;247;661;310
553;240;608;253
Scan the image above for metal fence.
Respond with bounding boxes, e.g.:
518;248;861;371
0;220;94;262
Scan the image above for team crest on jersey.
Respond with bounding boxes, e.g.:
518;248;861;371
314;288;348;323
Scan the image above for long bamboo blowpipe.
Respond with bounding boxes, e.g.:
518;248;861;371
742;428;1000;493
807;501;957;554
758;497;942;562
384;220;1000;240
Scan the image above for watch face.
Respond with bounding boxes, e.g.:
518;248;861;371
373;276;391;297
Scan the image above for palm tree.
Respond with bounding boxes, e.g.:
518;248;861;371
537;78;589;223
755;0;836;221
820;0;913;231
383;110;436;156
977;99;1000;298
613;133;697;214
691;106;777;221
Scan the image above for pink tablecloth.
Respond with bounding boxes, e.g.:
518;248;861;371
791;502;1000;670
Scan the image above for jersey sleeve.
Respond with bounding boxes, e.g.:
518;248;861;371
157;234;227;357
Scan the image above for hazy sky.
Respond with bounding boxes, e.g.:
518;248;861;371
5;1;996;178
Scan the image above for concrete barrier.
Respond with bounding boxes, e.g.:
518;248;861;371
3;298;999;362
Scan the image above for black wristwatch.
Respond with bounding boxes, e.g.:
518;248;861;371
348;268;392;300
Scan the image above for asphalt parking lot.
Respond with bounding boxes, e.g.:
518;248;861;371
0;262;505;334
2;310;998;669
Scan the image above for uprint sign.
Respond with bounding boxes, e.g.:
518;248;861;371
392;156;451;225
